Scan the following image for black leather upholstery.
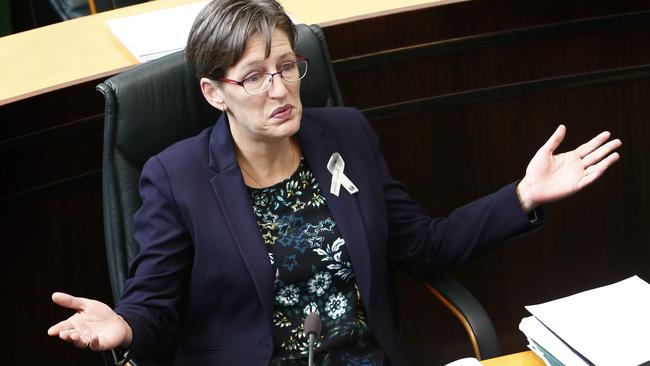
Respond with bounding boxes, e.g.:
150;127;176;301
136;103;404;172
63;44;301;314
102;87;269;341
97;23;498;364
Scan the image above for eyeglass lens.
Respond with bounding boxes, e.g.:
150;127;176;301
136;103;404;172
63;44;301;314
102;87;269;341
243;60;308;95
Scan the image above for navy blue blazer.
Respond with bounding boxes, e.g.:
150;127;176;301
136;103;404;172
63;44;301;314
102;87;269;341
115;107;540;365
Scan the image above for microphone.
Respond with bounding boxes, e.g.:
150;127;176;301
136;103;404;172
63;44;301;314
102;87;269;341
303;312;322;366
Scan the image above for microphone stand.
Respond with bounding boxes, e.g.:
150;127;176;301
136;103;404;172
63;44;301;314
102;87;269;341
308;332;316;366
304;312;321;366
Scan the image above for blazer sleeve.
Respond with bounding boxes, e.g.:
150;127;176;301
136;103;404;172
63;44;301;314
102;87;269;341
356;111;542;279
114;155;194;359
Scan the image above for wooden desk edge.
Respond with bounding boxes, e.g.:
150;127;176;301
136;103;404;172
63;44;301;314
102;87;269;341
0;64;135;107
481;351;545;366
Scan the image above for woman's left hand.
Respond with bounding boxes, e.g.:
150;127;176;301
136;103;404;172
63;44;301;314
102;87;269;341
516;124;622;212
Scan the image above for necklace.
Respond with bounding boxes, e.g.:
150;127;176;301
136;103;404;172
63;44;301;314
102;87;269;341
240;141;296;188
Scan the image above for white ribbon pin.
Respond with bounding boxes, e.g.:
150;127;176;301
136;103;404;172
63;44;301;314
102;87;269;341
327;153;359;197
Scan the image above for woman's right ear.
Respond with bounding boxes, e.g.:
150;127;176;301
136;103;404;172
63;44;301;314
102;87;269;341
200;77;226;112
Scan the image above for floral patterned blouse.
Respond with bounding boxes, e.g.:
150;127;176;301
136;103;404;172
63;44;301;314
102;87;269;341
247;157;386;366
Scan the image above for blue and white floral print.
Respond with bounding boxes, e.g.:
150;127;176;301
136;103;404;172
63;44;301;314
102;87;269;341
248;157;385;366
308;272;332;297
315;237;354;281
276;284;300;306
325;292;348;320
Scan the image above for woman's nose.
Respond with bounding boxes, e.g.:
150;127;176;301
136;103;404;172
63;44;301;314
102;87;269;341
267;73;289;98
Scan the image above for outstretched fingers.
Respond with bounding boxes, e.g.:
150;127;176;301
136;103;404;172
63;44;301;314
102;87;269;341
51;292;87;311
48;293;122;351
581;138;622;168
48;292;88;337
578;152;621;189
48;320;72;336
55;327;96;349
575;131;612;158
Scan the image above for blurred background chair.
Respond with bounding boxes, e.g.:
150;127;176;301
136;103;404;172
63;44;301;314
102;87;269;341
7;0;148;31
97;23;499;365
47;0;146;20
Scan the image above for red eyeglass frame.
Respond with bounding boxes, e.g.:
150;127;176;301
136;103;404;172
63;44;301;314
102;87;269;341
218;56;309;88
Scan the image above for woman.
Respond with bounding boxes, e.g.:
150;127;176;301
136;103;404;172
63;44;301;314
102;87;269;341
48;0;622;365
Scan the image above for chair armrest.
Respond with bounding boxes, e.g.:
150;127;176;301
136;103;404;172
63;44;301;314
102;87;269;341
423;274;501;360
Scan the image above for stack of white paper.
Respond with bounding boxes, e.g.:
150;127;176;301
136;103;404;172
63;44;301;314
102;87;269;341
106;1;298;63
107;1;209;62
519;276;650;366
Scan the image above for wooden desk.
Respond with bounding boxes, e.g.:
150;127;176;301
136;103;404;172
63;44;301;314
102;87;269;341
0;0;462;106
481;351;545;366
0;0;198;105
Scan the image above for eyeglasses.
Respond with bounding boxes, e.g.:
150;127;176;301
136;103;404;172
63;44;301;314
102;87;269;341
219;57;308;95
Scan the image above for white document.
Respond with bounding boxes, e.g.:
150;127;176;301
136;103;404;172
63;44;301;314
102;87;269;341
519;316;591;366
107;1;209;62
444;357;483;366
525;276;650;366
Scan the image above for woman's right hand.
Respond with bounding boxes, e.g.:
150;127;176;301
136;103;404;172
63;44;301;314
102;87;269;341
47;292;133;351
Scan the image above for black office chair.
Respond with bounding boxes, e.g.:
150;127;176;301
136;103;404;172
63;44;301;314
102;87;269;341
47;0;146;20
97;24;499;365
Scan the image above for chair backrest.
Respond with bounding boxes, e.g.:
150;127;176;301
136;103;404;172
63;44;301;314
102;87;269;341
97;24;343;303
47;0;146;20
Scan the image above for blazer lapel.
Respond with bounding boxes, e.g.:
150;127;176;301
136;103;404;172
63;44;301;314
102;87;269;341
203;112;374;322
207;115;274;324
298;117;373;305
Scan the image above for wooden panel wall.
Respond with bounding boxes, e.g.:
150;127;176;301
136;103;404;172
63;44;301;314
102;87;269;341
323;1;650;364
0;84;108;365
1;0;649;364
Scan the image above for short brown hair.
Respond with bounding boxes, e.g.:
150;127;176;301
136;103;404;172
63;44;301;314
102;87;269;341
186;0;296;80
